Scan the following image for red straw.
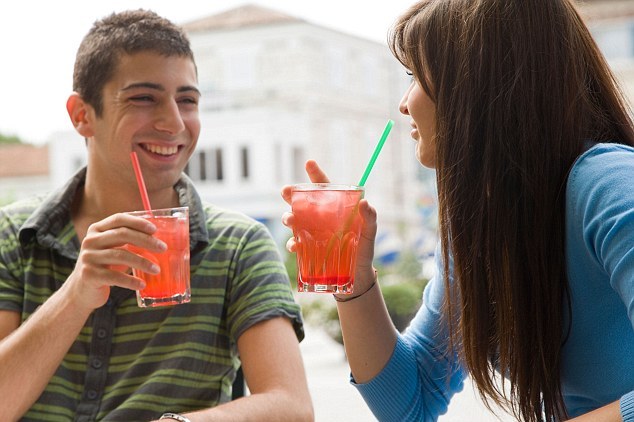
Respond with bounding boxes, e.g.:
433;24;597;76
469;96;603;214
130;152;153;213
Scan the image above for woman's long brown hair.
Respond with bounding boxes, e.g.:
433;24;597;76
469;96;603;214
389;0;634;420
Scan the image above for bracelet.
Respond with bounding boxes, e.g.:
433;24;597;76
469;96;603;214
334;278;377;303
159;413;191;422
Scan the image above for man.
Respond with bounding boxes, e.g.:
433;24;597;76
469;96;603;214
0;10;312;421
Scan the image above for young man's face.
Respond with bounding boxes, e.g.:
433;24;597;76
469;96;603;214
88;51;201;195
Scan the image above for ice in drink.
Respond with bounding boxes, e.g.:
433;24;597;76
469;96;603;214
126;207;191;307
291;184;364;294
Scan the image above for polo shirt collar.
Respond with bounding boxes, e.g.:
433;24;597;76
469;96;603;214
19;167;210;259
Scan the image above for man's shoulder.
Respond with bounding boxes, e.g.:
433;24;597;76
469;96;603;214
0;196;45;226
199;202;263;231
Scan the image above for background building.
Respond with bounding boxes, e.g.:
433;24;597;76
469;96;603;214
581;0;634;103
181;4;427;253
4;0;633;265
46;4;431;261
0;144;50;206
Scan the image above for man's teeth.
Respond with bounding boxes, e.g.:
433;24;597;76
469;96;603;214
143;144;178;155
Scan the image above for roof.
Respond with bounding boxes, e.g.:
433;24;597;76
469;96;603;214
0;144;49;177
182;4;304;33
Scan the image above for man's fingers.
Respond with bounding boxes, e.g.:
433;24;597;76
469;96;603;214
89;213;157;235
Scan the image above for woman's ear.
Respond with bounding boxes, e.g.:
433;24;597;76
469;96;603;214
66;93;95;138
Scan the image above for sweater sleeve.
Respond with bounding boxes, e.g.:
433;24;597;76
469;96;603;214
574;146;634;326
353;243;467;421
622;391;634;422
569;144;634;421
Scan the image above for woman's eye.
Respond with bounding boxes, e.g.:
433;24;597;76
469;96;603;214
406;71;415;82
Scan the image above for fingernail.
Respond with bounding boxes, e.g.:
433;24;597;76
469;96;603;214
151;264;160;274
156;240;167;251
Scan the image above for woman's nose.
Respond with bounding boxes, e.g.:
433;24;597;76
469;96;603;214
399;84;413;116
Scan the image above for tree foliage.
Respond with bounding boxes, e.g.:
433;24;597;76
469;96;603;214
0;133;23;145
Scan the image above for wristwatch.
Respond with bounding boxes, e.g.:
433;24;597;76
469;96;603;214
159;413;192;422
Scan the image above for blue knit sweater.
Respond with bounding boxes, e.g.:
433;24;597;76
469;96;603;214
354;143;634;421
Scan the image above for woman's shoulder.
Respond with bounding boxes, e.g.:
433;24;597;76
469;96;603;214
574;142;634;168
567;142;634;213
570;142;634;185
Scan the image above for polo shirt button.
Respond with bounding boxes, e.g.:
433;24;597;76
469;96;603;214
87;390;98;400
92;359;103;369
96;328;107;339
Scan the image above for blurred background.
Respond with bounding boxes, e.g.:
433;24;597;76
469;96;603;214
1;1;632;420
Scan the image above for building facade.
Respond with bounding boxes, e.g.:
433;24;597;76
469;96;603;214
582;0;634;103
9;1;634;261
181;4;426;251
0;144;50;206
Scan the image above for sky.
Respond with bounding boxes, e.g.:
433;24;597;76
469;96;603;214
0;0;415;144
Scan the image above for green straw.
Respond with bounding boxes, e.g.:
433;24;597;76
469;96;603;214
358;119;394;186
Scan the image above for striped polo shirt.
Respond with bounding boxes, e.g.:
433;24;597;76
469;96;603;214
0;168;304;421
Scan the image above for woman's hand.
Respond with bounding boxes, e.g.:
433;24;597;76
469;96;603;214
281;160;379;298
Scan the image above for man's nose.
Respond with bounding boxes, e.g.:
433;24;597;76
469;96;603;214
155;100;185;134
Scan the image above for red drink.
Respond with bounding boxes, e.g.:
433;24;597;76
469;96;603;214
126;207;190;307
291;184;364;294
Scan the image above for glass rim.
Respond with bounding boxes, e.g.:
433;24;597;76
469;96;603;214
291;183;364;191
126;206;189;215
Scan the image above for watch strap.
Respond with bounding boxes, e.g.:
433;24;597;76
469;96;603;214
159;413;192;422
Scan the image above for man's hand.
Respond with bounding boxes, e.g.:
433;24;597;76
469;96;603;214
64;213;167;312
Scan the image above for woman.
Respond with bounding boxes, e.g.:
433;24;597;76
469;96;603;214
283;0;634;421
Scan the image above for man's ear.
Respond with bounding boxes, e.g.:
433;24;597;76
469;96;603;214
66;93;95;138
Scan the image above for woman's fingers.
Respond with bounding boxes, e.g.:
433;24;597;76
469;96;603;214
305;160;330;183
286;236;297;253
281;185;293;205
281;212;295;228
282;160;331;204
356;199;377;267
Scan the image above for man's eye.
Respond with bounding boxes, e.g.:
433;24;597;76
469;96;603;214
130;95;154;102
179;97;198;105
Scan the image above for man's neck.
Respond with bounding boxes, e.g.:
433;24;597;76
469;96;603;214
70;175;180;242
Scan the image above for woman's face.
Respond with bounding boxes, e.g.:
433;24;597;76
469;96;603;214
399;78;437;168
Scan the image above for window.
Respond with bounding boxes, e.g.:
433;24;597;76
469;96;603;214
215;149;224;181
292;146;305;182
185;148;224;182
240;146;250;180
198;151;207;181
